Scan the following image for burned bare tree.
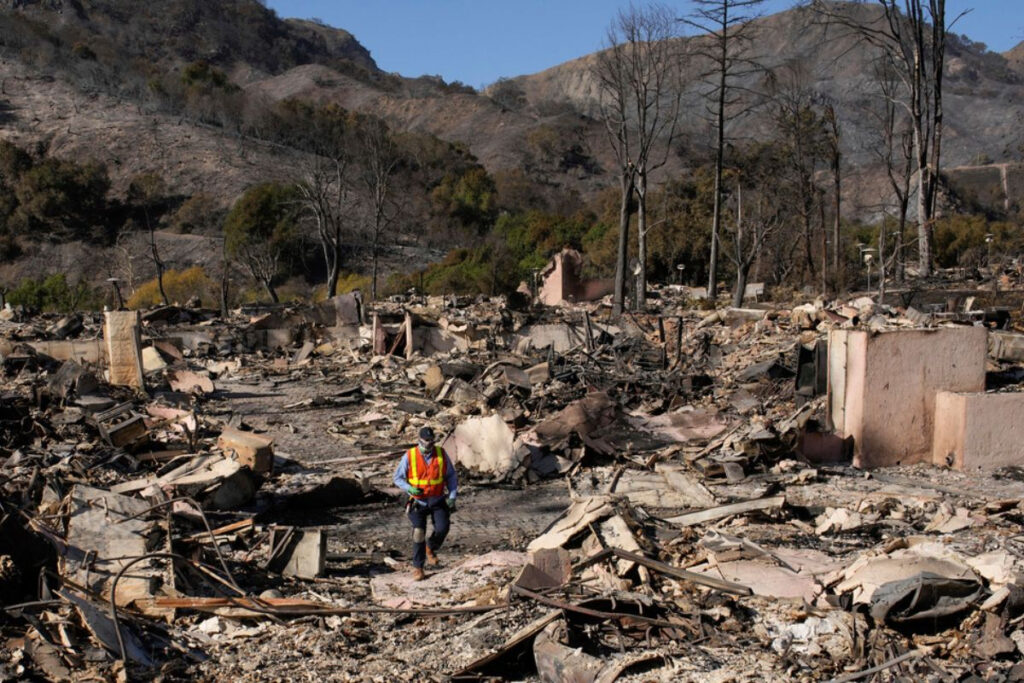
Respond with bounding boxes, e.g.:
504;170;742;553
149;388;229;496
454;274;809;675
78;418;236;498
296;118;353;299
813;0;957;277
723;146;786;306
822;101;842;289
127;173;169;306
767;62;830;286
682;0;767;303
600;4;683;310
593;14;637;316
355;117;400;301
864;54;915;293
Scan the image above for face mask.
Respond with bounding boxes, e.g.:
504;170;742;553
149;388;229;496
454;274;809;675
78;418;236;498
418;440;434;453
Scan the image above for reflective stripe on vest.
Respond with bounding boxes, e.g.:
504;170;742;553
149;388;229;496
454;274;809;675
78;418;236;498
407;446;445;498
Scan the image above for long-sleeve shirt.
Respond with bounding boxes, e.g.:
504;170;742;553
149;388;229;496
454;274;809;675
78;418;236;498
393;447;458;507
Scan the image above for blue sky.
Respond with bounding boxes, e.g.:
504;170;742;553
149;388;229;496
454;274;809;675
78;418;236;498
266;1;1020;89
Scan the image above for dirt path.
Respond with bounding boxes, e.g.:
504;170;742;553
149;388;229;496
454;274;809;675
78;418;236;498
211;372;571;567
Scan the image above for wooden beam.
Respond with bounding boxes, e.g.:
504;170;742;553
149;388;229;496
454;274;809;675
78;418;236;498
664;496;785;527
573;548;751;596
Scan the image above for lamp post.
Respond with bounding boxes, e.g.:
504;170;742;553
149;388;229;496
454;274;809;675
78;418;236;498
857;245;876;291
985;233;994;270
676;263;685;286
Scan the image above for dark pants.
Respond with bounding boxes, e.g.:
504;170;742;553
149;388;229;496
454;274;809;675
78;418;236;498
408;501;450;569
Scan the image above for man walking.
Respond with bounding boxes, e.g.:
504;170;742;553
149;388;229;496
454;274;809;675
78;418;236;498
393;426;458;581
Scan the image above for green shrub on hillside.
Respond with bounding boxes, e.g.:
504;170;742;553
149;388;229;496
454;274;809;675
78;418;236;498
8;273;103;312
126;266;216;309
933;215;1019;268
181;61;233;90
429;167;497;232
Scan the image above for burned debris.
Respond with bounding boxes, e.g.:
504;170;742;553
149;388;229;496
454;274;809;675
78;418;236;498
3;286;1024;681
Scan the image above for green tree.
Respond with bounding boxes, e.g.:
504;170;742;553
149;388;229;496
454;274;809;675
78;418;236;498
12;157;110;241
224;183;300;303
429;166;496;233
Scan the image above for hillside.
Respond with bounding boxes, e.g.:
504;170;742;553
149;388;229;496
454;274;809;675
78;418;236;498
1006;41;1024;78
512;3;1024;171
0;0;1022;303
0;0;377;76
2;1;1020;209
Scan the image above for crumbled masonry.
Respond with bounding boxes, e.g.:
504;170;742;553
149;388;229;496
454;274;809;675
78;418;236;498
3;282;1024;681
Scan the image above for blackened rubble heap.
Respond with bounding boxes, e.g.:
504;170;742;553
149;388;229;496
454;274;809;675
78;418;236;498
2;286;1024;680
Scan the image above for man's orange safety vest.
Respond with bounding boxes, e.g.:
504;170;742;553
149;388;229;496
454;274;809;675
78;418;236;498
406;446;446;499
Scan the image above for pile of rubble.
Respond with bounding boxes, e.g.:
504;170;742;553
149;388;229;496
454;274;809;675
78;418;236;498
3;284;1024;681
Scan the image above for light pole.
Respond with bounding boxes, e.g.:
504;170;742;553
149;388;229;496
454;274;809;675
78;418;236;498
676;263;686;286
857;244;876;291
985;233;994;270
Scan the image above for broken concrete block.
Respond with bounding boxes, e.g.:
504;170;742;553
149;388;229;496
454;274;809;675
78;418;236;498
218;427;274;474
990;330;1024;362
515;324;579;354
414;325;468;355
46;360;99;400
167;369;215;394
152;339;184;362
370;551;526;608
141;346;167;373
205;469;258;510
422;365;445;394
828;327;987;468
442;414;517;477
933;391;1024;471
104;310;145;389
74;394;116;414
112;454;256;509
633;407;729;443
27;339;105;364
47;314;83;340
525;362;550;385
267;527;326;579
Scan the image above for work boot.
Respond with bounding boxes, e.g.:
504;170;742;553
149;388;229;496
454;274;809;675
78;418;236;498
425;547;439;566
412;567;426;582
